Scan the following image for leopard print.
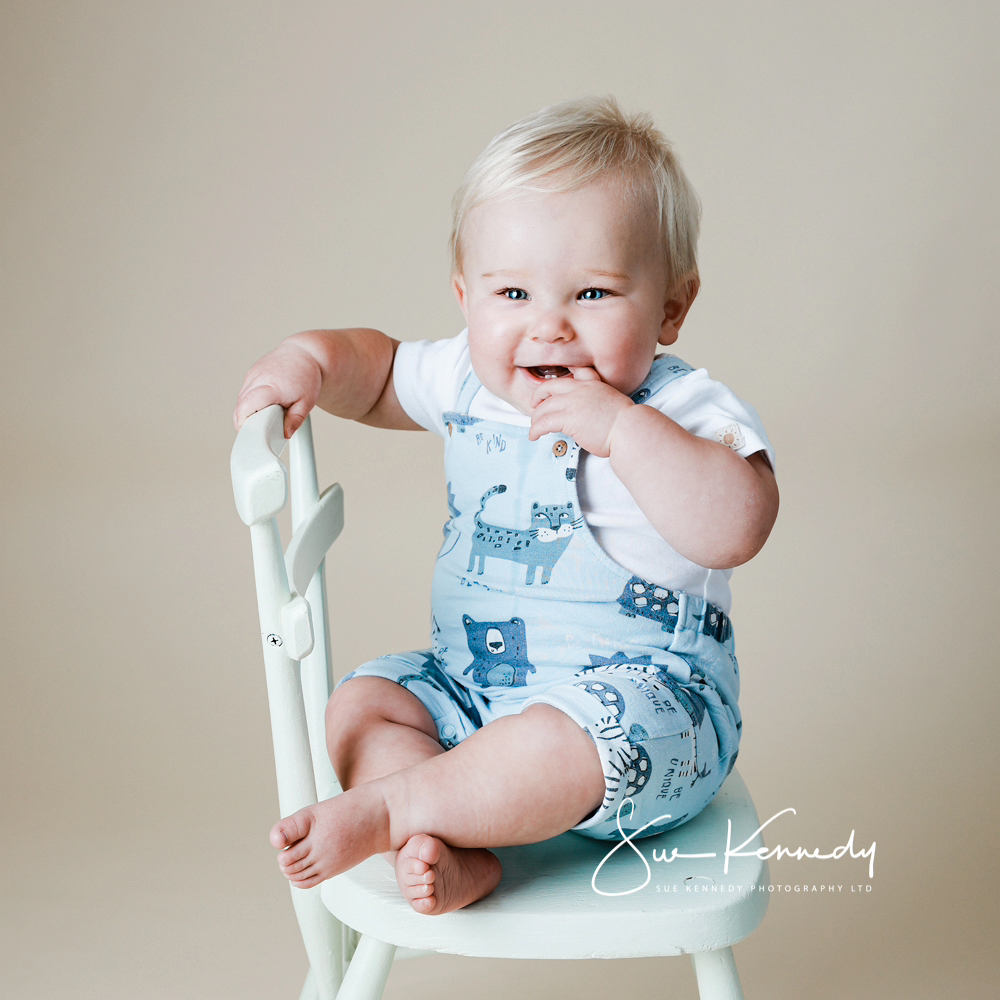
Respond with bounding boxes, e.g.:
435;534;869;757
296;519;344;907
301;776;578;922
467;485;581;584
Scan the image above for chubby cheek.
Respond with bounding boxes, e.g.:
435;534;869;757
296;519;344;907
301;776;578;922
590;357;641;396
468;344;522;406
468;338;503;379
469;326;518;372
596;339;659;395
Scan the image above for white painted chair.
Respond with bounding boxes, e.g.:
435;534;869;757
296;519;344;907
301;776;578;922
232;404;771;1000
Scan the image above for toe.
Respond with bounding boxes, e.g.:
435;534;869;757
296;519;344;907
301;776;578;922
412;834;441;866
278;840;311;866
270;808;313;849
403;856;430;877
287;862;322;888
402;868;433;887
279;854;312;875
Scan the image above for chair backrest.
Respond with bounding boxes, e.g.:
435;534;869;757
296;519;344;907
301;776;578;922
231;405;343;815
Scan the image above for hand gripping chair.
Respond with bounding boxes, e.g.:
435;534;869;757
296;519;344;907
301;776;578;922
231;405;770;1000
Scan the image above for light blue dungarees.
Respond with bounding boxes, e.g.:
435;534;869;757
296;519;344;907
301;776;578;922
343;356;742;840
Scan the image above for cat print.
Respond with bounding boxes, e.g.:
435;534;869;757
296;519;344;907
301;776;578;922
467;484;581;584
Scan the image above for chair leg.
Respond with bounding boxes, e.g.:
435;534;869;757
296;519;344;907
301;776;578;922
290;886;344;1000
299;967;318;1000
335;935;397;1000
690;947;745;1000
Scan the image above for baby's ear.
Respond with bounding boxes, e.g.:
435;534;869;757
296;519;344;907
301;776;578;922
452;274;469;319
659;276;699;346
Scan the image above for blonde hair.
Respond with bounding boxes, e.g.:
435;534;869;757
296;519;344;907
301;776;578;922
450;97;701;292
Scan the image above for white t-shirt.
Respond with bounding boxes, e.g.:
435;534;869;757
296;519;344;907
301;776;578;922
393;330;775;614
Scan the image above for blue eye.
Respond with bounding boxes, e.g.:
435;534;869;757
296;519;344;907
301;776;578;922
501;288;528;300
580;288;607;300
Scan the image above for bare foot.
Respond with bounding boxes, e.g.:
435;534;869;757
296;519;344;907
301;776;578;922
394;834;502;914
270;784;390;889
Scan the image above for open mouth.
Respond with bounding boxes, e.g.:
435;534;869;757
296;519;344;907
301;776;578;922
526;366;571;380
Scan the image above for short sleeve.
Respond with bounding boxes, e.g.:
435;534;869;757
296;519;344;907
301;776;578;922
393;331;473;437
649;363;776;472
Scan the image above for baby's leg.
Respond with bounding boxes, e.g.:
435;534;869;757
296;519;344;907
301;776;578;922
271;677;442;878
325;676;446;787
271;700;605;913
389;704;605;913
320;677;504;911
273;676;500;911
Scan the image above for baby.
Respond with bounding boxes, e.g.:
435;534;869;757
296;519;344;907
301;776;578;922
234;97;778;916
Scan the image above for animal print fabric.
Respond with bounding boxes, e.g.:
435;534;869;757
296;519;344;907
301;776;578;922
342;647;725;840
343;355;742;840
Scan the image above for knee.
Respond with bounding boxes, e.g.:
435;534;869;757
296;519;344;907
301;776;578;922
325;679;382;782
326;677;387;741
516;704;588;758
326;676;438;763
519;704;605;777
519;702;582;741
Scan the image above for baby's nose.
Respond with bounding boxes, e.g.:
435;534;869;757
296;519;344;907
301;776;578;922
530;312;575;343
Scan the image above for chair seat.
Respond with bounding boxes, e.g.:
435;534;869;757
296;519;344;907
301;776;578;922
321;768;769;960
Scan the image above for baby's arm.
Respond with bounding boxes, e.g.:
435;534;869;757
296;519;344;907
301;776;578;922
528;370;778;569
234;329;422;438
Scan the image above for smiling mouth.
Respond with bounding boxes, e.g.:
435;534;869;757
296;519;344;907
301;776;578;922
526;366;571;379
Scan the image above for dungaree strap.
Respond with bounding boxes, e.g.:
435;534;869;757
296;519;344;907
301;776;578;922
629;354;695;403
455;370;484;413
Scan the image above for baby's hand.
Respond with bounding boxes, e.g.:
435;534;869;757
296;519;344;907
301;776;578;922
234;339;324;439
527;368;634;457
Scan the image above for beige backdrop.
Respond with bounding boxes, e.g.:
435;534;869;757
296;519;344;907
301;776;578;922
2;2;997;998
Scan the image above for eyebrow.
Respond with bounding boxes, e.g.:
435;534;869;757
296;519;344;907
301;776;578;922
586;270;631;282
480;269;631;281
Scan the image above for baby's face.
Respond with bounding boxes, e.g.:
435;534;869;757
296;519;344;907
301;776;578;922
453;180;692;416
